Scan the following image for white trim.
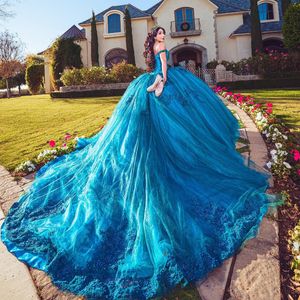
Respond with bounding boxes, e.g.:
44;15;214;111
104;10;125;36
79;15;152;27
257;0;280;23
216;10;250;16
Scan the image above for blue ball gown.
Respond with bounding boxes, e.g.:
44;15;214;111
1;48;284;300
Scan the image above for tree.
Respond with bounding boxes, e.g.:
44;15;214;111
25;54;44;66
91;10;99;66
0;0;14;19
25;63;44;94
50;37;83;90
282;3;300;53
0;30;24;98
250;0;263;56
11;64;26;96
282;0;291;16
124;6;135;65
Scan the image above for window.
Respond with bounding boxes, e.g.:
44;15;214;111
175;7;195;31
258;3;274;21
108;13;121;33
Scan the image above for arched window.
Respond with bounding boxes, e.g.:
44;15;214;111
108;13;121;33
258;3;274;21
175;7;195;31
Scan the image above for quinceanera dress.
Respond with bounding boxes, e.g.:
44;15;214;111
1;48;284;299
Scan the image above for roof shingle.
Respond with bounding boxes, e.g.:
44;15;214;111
79;4;151;25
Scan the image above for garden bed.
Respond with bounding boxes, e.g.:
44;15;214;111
51;82;130;98
215;86;300;299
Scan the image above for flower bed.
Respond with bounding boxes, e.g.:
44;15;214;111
13;128;101;177
214;85;300;298
214;86;300;181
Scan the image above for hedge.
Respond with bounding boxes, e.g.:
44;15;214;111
217;77;300;89
51;88;127;98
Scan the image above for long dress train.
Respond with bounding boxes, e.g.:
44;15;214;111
1;48;284;300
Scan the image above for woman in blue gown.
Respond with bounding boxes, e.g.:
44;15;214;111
1;26;284;299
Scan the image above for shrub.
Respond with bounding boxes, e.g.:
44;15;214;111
60;62;145;86
217;77;300;89
283;3;300;51
61;68;83;86
208;50;300;76
81;66;107;85
206;59;254;75
50;37;83;90
25;63;44;94
109;60;144;83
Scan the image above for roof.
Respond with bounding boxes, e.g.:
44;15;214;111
144;0;249;14
230;13;283;37
79;4;151;25
212;0;249;13
37;25;86;55
60;25;86;40
79;0;300;26
144;0;163;14
145;0;300;15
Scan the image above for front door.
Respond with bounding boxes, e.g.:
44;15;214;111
172;49;202;76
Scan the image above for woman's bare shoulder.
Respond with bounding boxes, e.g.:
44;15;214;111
153;42;166;55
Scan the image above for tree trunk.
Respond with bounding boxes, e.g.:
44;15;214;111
6;78;10;98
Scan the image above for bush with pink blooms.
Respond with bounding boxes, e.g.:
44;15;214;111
207;50;300;78
214;85;300;290
214;86;300;182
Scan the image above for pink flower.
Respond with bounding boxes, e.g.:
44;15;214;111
62;143;67;147
266;102;273;107
49;140;56;148
291;149;300;161
65;133;72;140
266;108;273;114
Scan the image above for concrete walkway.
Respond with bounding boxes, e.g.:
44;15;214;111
0;96;280;300
195;96;280;300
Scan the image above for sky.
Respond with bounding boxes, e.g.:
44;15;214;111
1;0;158;57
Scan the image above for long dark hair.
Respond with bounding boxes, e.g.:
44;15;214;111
143;26;166;72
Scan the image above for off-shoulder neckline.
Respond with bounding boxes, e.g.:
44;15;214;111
154;49;168;56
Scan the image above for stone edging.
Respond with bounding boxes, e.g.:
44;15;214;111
59;82;130;93
196;96;280;300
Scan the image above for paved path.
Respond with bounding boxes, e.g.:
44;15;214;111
0;96;280;300
195;96;280;300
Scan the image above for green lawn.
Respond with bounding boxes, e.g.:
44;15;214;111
1;89;300;171
0;94;120;171
235;89;300;141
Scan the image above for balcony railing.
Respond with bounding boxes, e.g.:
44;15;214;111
170;18;201;37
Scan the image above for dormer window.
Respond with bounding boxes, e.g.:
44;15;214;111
108;13;121;33
103;10;125;38
258;3;274;20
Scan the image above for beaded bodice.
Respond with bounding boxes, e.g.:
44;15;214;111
154;49;170;75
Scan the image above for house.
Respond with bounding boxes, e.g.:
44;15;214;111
41;0;299;92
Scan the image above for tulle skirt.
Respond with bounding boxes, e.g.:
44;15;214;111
1;65;284;299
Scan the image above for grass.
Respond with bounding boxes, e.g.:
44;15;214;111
0;94;120;171
1;89;300;171
235;89;300;140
